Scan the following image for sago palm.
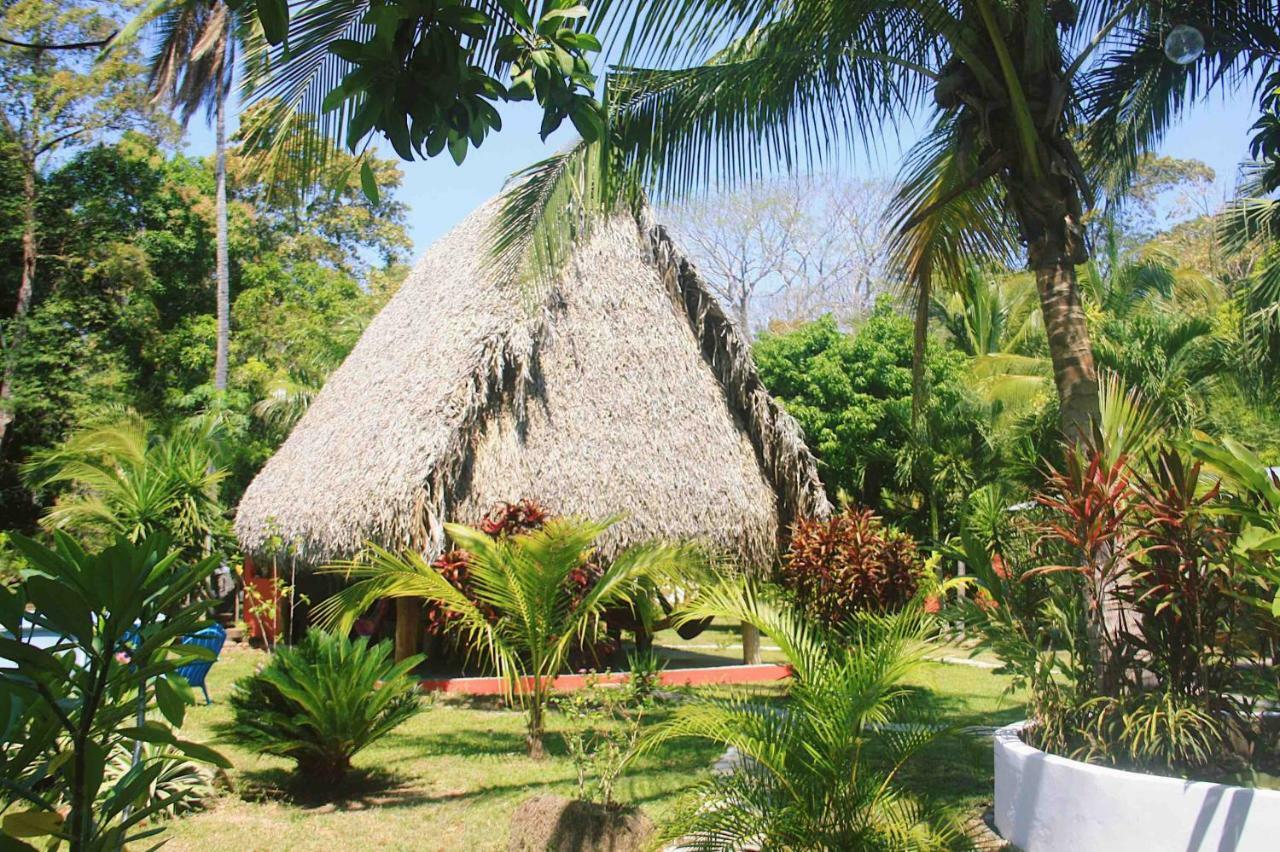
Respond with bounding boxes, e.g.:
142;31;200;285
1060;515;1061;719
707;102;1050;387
646;580;967;850
497;0;1279;441
228;629;422;784
315;516;693;757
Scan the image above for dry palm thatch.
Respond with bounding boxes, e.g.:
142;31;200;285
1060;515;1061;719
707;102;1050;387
234;198;830;570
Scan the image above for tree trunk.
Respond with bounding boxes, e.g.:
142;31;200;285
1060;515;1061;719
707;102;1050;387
394;597;421;663
1030;238;1099;441
526;687;547;759
0;153;39;451
741;623;762;665
736;292;750;341
213;85;230;392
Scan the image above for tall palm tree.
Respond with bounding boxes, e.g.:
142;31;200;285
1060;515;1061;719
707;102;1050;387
315;516;693;758
125;0;239;391
497;0;1278;441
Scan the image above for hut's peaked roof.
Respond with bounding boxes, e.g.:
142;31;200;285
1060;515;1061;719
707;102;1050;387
235;200;830;568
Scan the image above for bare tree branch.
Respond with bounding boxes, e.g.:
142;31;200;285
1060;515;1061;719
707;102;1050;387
664;176;897;336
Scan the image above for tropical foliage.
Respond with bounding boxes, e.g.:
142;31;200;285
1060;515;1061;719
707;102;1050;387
22;412;229;559
952;406;1280;781
0;125;408;530
227;0;605;191
227;629;422;784
0;534;229;849
754;299;988;540
316;516;695;757
647;580;966;850
498;0;1280;443
779;507;924;624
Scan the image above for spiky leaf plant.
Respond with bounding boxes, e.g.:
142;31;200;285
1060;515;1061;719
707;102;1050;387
646;580;970;850
228;630;422;785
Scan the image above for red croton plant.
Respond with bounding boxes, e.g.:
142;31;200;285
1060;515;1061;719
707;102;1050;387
960;440;1278;777
778;507;923;625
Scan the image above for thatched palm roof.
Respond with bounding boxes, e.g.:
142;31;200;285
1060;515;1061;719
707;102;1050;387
235;200;830;569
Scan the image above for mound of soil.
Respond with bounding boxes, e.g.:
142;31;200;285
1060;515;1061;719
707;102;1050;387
507;794;654;852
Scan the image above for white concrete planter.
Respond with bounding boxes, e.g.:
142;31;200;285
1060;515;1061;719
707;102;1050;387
994;721;1280;851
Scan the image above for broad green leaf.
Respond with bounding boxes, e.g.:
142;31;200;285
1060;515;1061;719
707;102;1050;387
154;675;188;728
2;809;63;839
448;134;468;165
118;721;177;745
172;738;232;768
497;0;534;30
256;0;290;46
360;161;380;205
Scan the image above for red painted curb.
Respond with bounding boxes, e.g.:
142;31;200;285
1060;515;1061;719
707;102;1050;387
419;663;792;695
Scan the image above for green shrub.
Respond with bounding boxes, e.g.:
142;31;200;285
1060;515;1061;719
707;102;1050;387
778;507;922;624
0;533;228;849
954;438;1280;781
648;581;966;848
228;630;422;784
317;517;693;758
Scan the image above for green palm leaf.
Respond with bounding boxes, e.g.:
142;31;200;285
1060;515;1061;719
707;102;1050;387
318;516;695;756
649;579;965;849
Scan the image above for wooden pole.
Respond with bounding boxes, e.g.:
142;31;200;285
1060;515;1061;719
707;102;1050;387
395;598;422;663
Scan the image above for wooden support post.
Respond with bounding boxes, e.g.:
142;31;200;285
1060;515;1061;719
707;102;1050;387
395;598;422;663
741;622;762;665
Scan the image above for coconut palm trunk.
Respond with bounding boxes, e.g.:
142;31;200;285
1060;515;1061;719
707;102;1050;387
1007;177;1100;440
137;0;236;391
213;83;230;392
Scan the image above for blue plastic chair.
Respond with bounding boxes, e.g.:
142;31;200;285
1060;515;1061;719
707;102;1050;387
176;623;227;704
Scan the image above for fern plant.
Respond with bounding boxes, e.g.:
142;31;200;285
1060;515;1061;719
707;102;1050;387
646;580;969;850
227;630;422;784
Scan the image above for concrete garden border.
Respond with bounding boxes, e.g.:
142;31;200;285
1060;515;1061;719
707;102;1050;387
993;721;1280;851
419;662;791;695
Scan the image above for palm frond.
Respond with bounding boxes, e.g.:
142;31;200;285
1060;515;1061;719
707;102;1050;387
488;138;634;294
607;5;933;202
672;579;830;681
886;113;1019;403
654;582;961;849
235;0;371;189
1082;2;1280;205
143;0;234;126
1095;368;1163;466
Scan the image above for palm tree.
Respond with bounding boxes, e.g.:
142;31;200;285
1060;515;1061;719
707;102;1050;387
498;1;1277;441
645;580;965;849
314;516;693;758
123;0;239;391
932;266;1052;418
1220;72;1280;383
22;411;229;558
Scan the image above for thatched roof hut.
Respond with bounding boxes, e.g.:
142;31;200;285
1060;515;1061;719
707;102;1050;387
235;200;830;581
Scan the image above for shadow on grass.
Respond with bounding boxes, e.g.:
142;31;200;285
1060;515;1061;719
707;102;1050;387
386;727;532;759
232;766;435;811
864;684;1027;811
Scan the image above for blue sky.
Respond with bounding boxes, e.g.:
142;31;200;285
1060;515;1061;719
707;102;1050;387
186;85;1262;257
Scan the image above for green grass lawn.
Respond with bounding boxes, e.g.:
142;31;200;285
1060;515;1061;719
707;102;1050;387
162;643;1025;850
